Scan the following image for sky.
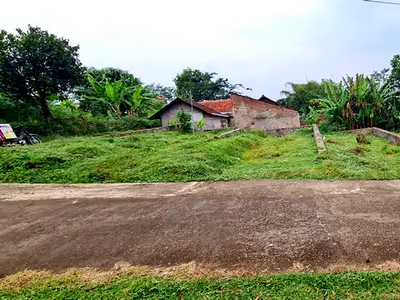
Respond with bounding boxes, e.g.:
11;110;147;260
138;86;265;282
2;0;400;100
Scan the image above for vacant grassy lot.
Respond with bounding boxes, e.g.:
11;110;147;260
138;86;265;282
1;129;400;183
1;271;400;299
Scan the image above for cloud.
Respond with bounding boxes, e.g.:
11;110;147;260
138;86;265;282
3;0;397;100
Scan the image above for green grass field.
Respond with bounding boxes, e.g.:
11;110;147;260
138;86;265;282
1;271;400;299
1;129;400;183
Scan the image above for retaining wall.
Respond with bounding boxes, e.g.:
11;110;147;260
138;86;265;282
349;127;400;145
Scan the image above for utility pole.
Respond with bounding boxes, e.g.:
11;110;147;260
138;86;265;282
189;91;195;135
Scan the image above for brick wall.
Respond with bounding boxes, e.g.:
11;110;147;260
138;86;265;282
230;94;300;130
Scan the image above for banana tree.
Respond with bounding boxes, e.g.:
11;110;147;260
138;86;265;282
104;78;124;115
87;74;125;117
316;80;348;129
125;85;161;117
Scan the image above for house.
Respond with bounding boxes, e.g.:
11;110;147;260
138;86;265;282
201;93;300;130
149;98;231;130
149;93;300;131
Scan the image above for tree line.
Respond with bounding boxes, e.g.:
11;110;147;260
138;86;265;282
278;57;400;131
3;25;399;133
0;25;247;125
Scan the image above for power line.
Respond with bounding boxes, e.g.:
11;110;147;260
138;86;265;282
363;0;400;5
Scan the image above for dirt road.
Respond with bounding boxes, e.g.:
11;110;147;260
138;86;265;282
1;180;400;276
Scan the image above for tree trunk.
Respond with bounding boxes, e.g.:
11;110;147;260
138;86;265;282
39;95;52;122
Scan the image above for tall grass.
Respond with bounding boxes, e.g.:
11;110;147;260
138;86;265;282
1;130;400;183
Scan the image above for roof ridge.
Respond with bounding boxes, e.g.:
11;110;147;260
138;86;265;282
200;99;231;102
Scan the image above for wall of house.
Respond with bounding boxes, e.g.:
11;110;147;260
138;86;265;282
160;102;204;127
230;94;300;130
203;115;228;130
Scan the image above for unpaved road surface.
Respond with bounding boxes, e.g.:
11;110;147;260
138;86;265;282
1;180;400;276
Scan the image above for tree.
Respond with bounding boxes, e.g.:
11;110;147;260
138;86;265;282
75;68;142;115
390;55;400;90
316;75;397;130
173;68;248;101
125;85;164;117
0;25;84;121
85;73;164;118
147;83;176;101
277;81;325;113
85;67;141;87
371;68;390;84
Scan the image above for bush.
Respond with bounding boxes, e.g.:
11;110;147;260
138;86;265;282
1;98;160;137
0;96;43;123
11;115;159;137
176;110;192;132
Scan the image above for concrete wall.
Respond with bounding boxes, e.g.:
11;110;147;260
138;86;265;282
352;127;400;145
230;94;300;130
160;102;204;127
263;127;302;137
203;115;229;130
159;101;228;130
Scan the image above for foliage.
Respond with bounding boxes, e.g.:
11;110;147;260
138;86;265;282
315;75;398;130
197;118;206;129
390;54;400;90
13;103;160;137
301;106;321;125
174;68;249;101
0;93;43;122
76;67;142;116
124;85;165;117
84;73;164;118
176;110;192;132
2;131;400;183
1;271;400;299
372;68;390;84
0;25;84;121
86;67;141;86
146;83;176;101
277;81;325;113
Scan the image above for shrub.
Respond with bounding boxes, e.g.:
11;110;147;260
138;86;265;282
11;115;159;137
176;110;192;132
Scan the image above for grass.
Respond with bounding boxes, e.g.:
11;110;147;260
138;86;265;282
1;270;400;299
1;129;400;183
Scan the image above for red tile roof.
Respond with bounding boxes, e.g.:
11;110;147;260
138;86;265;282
156;96;168;103
200;100;233;113
149;98;230;120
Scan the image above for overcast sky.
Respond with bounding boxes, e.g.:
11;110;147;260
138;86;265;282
2;0;400;99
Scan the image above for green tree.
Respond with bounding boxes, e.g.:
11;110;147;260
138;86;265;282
125;85;164;117
390;55;400;90
371;68;390;84
316;75;397;130
147;83;176;101
86;74;164;118
0;25;84;121
87;67;141;86
277;81;325;113
176;110;192;132
76;68;141;115
174;68;248;101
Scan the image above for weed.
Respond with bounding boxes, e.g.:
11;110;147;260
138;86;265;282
326;139;340;145
349;147;365;155
0;271;399;299
1;131;400;183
